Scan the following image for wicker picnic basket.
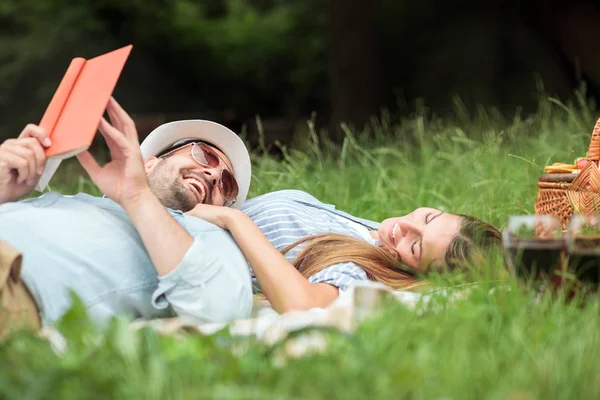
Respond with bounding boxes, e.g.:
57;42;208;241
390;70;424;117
535;118;600;228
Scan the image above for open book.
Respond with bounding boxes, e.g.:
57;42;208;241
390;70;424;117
35;44;133;191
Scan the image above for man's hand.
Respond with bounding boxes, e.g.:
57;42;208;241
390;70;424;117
77;97;151;208
79;97;195;277
0;125;51;204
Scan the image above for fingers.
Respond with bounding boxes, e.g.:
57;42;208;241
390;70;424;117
19;124;52;147
98;118;132;155
16;124;51;176
20;138;46;175
0;138;47;184
105;98;122;130
0;151;30;184
106;97;139;144
98;118;121;156
8;141;38;182
76;151;101;179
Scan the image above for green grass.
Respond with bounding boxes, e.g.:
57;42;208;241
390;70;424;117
2;92;600;399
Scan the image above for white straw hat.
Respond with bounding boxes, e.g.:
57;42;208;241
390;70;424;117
140;120;251;209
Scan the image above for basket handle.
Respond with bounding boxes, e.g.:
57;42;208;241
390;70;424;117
587;118;600;161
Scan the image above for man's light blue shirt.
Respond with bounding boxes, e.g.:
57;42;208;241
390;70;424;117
0;192;252;326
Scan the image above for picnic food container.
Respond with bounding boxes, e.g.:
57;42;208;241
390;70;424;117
503;215;564;279
535;118;600;228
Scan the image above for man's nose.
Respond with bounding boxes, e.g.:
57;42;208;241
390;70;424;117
199;166;220;181
398;220;424;236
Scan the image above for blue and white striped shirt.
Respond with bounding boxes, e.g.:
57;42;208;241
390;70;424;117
241;190;380;291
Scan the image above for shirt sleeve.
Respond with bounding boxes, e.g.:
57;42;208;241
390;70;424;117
150;234;252;324
307;262;369;291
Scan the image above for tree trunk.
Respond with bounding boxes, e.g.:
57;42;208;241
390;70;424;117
327;0;381;131
554;1;600;90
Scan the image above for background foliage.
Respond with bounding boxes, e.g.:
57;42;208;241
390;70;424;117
1;0;599;142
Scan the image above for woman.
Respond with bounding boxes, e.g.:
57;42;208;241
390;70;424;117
187;190;501;313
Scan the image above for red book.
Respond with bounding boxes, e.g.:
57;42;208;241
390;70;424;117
36;45;132;190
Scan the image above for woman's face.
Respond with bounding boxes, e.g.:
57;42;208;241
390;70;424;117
377;208;462;272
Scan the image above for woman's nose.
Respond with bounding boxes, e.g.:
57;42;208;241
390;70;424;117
398;220;424;236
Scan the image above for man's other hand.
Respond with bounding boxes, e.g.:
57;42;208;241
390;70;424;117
0;125;51;204
77;97;151;207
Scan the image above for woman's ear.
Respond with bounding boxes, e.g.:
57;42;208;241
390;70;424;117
144;156;161;174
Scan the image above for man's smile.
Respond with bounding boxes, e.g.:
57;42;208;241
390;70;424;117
183;174;208;204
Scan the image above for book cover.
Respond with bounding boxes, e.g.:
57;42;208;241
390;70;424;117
36;44;132;191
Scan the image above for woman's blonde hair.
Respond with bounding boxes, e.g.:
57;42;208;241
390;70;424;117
283;215;501;290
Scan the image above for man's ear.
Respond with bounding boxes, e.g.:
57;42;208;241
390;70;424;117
144;156;161;174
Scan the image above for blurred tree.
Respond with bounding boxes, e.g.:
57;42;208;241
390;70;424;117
374;0;576;117
0;0;597;143
0;0;327;140
327;0;381;129
0;0;112;135
551;0;600;92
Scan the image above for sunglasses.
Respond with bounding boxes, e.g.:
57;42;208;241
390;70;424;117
160;142;239;204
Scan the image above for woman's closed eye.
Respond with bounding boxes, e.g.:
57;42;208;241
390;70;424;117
425;212;433;224
413;212;433;259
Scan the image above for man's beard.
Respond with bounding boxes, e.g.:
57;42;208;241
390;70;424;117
147;161;209;212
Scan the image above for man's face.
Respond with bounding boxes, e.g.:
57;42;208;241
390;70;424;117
144;143;235;211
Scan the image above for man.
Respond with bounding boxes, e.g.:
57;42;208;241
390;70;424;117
0;98;253;336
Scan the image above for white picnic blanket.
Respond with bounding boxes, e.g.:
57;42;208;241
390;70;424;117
41;282;439;356
130;281;424;340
